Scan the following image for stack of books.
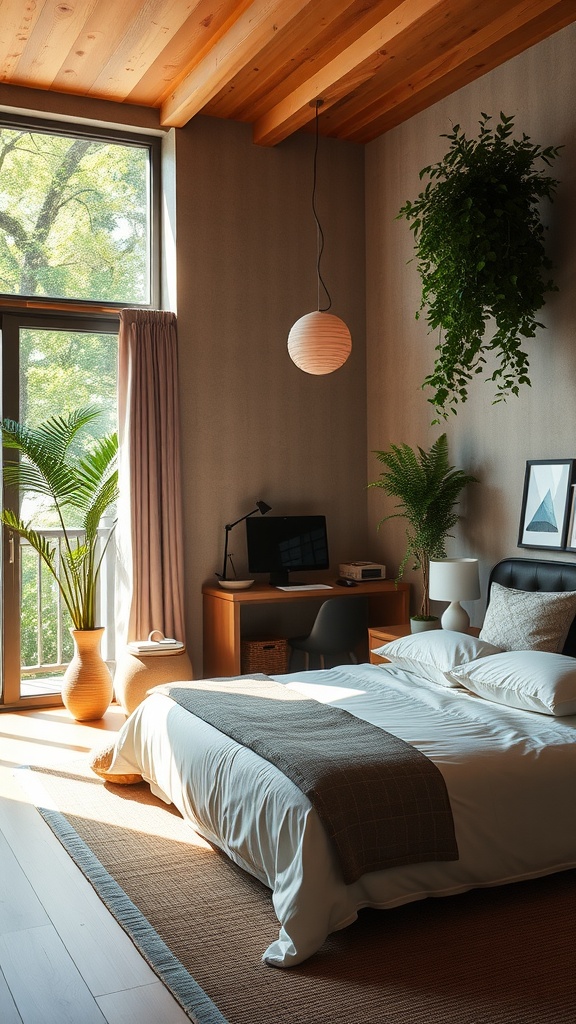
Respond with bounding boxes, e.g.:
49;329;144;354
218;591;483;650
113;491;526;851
127;632;185;656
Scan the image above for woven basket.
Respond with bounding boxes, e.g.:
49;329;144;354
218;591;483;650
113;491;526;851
241;636;289;675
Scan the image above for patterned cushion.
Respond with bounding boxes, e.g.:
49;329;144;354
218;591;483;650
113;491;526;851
479;582;576;653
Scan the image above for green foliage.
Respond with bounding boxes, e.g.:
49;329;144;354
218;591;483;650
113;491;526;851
397;112;562;419
1;407;118;630
20;546;73;669
19;328;117;441
0;127;148;302
369;434;477;617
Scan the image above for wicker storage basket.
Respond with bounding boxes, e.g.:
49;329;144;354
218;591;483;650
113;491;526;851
241;636;289;675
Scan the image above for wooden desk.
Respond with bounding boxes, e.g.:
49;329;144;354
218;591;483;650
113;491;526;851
202;578;410;677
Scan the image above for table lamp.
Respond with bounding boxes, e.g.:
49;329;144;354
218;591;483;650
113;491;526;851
429;557;481;631
218;500;271;583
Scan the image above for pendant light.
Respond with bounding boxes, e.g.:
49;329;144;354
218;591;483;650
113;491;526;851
287;100;352;375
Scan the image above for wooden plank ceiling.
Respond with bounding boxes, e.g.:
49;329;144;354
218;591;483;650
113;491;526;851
0;0;574;145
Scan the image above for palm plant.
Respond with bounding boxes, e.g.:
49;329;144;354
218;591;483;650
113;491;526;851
0;407;118;630
369;434;477;619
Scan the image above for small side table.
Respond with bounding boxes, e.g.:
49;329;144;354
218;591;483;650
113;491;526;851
368;624;480;664
368;624;412;664
114;647;193;715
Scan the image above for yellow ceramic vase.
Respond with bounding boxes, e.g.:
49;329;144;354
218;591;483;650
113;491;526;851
62;627;113;721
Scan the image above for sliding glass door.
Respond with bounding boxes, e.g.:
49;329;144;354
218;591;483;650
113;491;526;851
1;314;118;708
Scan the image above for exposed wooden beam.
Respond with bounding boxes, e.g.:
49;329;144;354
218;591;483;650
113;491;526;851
0;0;573;143
343;0;576;142
251;0;456;146
129;0;256;107
160;0;320;128
201;0;394;122
328;0;570;143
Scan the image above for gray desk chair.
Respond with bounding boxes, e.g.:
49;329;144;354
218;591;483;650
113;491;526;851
289;597;368;670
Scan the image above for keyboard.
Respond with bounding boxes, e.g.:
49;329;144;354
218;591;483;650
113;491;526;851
275;584;333;591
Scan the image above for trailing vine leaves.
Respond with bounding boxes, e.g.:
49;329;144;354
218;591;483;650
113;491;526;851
398;113;562;420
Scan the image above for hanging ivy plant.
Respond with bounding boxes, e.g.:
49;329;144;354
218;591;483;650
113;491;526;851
398;112;562;419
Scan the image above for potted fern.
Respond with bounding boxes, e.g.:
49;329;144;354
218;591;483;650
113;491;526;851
0;407;118;720
369;434;477;630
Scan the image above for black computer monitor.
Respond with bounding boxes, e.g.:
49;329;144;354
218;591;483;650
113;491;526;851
246;514;329;586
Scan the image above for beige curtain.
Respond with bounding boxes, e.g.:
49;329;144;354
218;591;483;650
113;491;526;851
116;309;186;645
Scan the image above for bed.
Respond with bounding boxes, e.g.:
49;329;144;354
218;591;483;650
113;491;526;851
100;557;576;967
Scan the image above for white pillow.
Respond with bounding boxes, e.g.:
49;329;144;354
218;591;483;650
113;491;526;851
450;650;576;716
479;582;576;653
373;630;502;687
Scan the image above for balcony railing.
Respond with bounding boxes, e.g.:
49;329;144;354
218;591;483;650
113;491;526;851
19;525;116;683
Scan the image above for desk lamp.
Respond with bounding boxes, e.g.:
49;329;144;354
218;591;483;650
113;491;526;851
429;557;481;631
218;500;271;583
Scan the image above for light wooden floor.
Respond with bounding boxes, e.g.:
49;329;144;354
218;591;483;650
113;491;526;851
0;704;191;1024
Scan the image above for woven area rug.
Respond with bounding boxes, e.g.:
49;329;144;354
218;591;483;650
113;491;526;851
29;759;576;1024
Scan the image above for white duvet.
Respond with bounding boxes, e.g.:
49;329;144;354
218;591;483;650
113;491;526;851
106;663;576;967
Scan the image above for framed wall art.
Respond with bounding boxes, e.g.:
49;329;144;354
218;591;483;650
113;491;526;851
565;484;576;553
518;459;575;550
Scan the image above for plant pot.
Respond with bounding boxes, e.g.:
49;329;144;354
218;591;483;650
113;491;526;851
410;616;440;634
62;627;113;721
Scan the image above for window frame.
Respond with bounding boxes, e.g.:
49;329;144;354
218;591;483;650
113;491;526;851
0;114;162;710
0;309;121;710
0;112;161;312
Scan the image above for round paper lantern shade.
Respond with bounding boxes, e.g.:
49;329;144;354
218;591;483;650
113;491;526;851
288;311;352;375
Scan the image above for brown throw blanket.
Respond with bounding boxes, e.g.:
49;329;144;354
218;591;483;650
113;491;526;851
162;675;458;884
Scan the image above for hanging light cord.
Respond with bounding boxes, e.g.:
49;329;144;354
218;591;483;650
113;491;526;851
312;100;332;313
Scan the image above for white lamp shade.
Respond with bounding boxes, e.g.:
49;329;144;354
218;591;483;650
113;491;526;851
429;558;480;631
429;558;481;601
288;311;352;375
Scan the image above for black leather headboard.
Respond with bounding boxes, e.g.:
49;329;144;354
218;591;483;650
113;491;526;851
488;557;576;657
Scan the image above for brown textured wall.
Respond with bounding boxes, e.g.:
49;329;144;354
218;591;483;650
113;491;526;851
173;117;367;670
365;23;576;623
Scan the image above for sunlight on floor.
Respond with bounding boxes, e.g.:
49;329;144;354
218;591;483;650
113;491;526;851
0;704;126;766
12;762;215;849
1;703;216;853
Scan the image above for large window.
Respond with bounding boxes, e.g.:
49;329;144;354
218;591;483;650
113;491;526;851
2;314;119;707
0;116;159;709
0;119;158;304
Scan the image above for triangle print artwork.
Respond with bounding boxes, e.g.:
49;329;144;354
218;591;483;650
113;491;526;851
527;489;558;533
